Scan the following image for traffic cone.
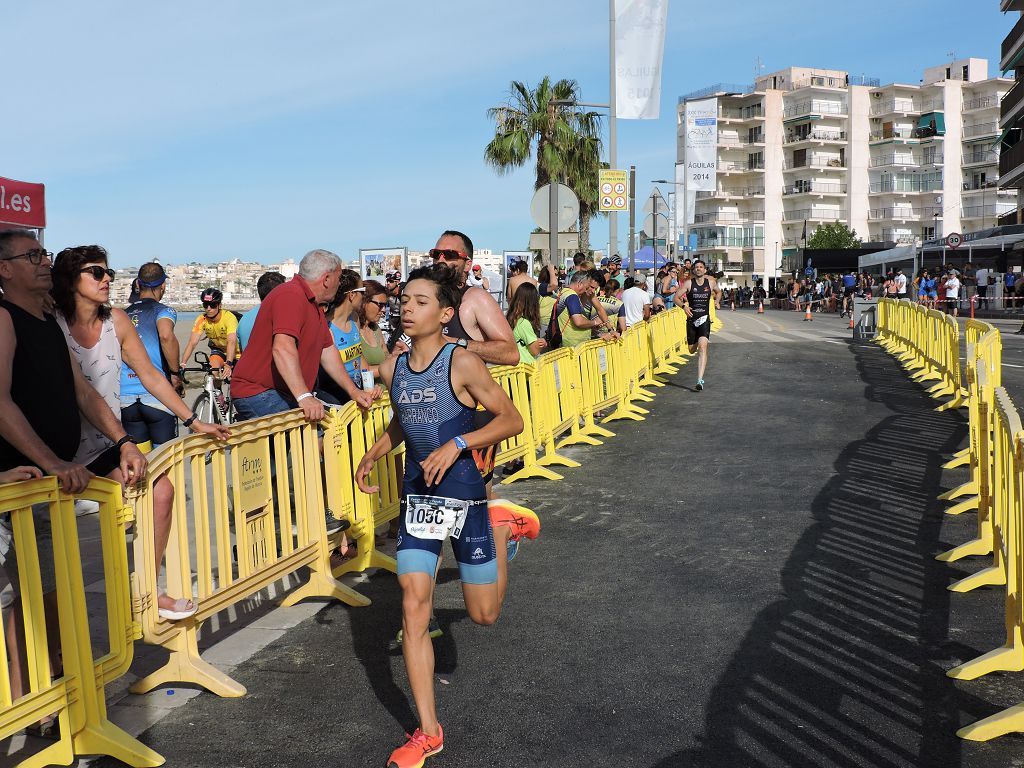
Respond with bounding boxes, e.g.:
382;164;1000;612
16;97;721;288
848;313;855;330
757;301;764;314
804;305;813;322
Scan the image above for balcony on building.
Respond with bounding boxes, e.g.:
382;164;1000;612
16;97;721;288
964;147;999;168
783;152;846;172
879;230;919;245
783;181;847;197
1001;80;1024;129
868;206;941;222
783;127;846;147
964;95;1002;113
869;153;932;169
869;97;928;118
869;178;943;195
962;121;1000;142
1000;139;1024;188
1002;12;1024;72
782;208;845;222
961;203;1017;220
695;186;765;201
1002;0;1024;11
783;99;848;120
693;210;765;225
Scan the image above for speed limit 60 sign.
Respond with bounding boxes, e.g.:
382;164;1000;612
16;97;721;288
599;169;629;212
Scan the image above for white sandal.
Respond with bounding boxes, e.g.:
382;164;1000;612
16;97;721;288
157;595;198;621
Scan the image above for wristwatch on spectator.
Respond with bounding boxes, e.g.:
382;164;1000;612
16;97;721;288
455;338;469;348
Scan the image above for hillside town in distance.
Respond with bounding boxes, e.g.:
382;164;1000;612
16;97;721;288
108;249;508;310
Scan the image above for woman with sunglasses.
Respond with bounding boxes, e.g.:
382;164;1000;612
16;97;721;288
358;280;389;378
51;245;230;621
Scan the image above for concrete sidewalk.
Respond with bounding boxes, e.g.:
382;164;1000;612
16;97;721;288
59;336;1024;767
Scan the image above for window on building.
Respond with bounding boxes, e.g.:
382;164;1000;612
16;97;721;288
749;151;764;169
792;149;807;168
748;126;763;144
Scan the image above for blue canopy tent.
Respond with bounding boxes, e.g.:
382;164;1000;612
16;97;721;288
630;245;668;270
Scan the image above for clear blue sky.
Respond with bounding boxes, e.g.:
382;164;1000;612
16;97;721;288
1;1;1009;267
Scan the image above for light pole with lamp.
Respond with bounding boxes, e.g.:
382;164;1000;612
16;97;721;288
652;178;686;262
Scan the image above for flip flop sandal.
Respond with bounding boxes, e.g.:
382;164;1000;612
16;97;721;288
157;596;198;621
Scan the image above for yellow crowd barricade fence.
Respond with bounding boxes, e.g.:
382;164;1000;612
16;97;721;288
1;307;697;763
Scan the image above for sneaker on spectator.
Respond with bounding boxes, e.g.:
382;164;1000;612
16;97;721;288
324;510;349;536
75;500;100;517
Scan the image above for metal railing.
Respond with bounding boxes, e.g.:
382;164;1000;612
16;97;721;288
868;207;942;220
869;179;943;193
962;204;1017;218
964;150;998;165
870;154;925;168
783;156;846;170
722;261;757;272
695;186;765;199
964;95;1001;111
783;208;844;221
963;179;1001;191
869;128;917;141
785;129;846;144
697;236;764;248
717;137;751;148
963;121;999;138
783;182;847;195
716;104;764;120
783;99;847;118
693;210;765;224
681;83;754;101
870;99;924;116
880;230;918;244
1003;13;1024;69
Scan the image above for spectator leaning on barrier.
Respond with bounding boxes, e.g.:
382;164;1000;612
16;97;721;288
556;269;614;347
230;248;376;424
52;244;230;621
236;271;286;352
121;262;183;451
506;282;546;364
0;231;142;700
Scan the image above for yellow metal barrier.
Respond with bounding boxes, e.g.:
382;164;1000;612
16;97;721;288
127;410;362;698
321;401;400;583
949;384;1024;741
490;363;564;483
0;477;162;768
527;351;585;464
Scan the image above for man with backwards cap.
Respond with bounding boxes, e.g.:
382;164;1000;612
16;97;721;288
121;263;183;451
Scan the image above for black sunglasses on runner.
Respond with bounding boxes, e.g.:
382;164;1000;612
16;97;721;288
428;248;468;261
80;266;115;281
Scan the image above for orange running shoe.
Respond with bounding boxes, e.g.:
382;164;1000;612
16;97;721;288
488;499;540;541
387;726;444;768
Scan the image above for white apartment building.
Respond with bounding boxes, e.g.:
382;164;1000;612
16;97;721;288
677;59;1016;283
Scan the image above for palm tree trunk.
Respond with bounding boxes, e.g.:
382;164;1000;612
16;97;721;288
578;213;591;254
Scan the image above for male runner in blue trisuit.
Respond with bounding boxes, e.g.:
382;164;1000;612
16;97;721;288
356;263;540;768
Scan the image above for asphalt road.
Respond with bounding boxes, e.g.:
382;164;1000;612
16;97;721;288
88;331;1024;768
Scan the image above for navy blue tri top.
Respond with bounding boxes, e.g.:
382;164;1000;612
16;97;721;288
391;343;485;499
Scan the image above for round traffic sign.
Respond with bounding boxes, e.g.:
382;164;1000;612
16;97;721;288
602;195;613;208
946;232;963;249
614;182;626;195
601;182;613;194
530;183;580;231
614;195;626;208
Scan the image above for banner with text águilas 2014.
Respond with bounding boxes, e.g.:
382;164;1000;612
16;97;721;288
614;0;668;120
684;98;718;192
0;177;46;229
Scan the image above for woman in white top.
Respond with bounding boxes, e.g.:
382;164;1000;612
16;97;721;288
52;246;229;620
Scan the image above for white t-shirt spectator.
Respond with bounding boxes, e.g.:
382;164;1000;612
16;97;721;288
621;285;652;327
976;268;990;287
894;272;907;294
945;276;961;299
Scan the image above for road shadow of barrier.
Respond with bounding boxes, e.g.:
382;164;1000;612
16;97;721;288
652;342;993;768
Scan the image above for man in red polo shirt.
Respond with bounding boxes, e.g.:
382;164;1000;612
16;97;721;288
231;249;375;422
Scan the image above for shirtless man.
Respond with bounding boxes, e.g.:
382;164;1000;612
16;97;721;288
505;260;537;305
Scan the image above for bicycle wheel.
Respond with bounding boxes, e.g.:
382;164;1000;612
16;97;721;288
192;392;215;425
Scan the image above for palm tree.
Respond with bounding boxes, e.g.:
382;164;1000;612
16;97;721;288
485;77;604;253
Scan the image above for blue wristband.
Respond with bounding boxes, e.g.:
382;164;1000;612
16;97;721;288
453;435;468;451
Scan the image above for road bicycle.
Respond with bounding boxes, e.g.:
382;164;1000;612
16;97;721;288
182;350;236;426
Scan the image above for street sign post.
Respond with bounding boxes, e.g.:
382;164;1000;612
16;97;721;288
599;169;629;213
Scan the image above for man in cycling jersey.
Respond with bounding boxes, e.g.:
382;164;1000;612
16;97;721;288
179;288;239;380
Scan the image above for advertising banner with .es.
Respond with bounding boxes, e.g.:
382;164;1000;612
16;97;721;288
614;0;668;120
0;176;45;229
684;98;718;192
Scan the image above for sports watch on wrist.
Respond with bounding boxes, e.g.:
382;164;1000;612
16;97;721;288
455;338;469;348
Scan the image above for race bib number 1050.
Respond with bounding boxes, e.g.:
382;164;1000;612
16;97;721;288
405;495;469;541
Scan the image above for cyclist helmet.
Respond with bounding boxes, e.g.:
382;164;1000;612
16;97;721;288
200;288;223;304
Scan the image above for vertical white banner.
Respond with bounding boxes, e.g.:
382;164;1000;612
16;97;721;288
614;0;669;120
684;97;718;192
